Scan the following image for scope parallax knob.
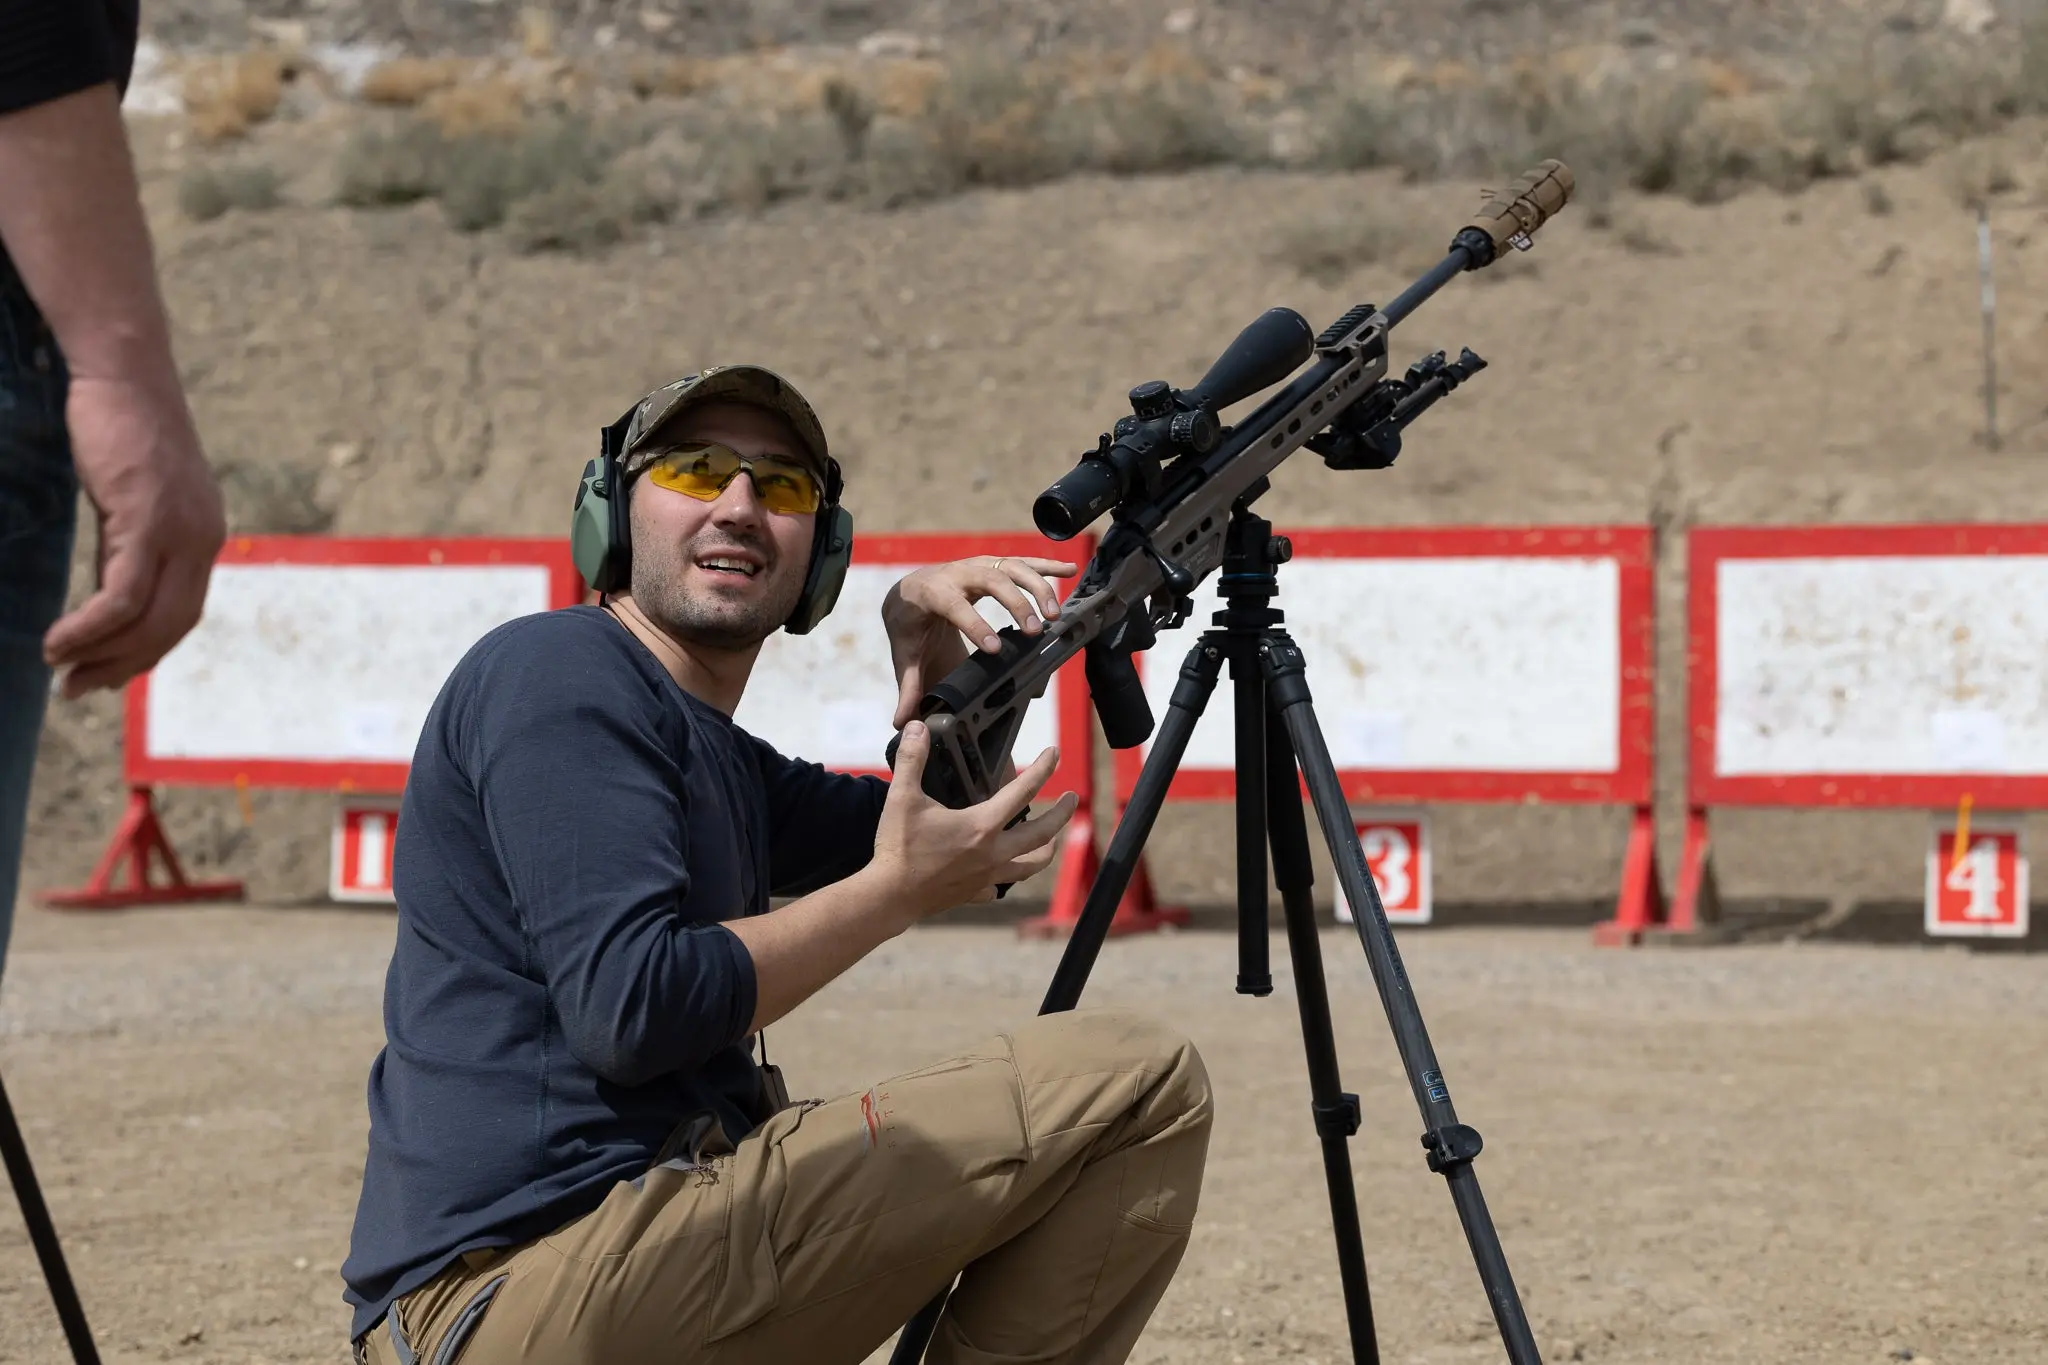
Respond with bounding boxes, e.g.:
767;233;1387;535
1128;380;1173;421
1269;535;1293;565
1168;407;1221;454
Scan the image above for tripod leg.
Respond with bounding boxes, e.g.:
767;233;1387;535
1038;638;1225;1015
0;1070;103;1365
1260;635;1545;1365
1253;716;1384;1365
1232;646;1273;997
1263;708;1380;1365
886;635;1228;1365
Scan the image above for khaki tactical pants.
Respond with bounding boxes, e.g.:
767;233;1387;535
360;1007;1213;1365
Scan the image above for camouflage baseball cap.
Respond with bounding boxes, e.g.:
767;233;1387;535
617;364;831;479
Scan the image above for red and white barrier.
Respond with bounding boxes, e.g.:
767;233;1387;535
42;531;1104;923
1681;525;2048;939
1104;527;1660;936
61;520;2048;945
43;535;585;909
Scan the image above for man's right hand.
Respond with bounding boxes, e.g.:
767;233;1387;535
0;82;228;699
41;371;225;698
870;721;1079;920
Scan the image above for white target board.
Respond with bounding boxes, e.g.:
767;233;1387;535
1692;528;2048;809
128;538;581;790
1117;529;1655;805
735;533;1096;799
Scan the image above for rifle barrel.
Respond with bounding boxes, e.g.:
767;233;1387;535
1381;242;1478;330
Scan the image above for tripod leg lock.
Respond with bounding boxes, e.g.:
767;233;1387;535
1313;1093;1362;1140
1421;1123;1485;1175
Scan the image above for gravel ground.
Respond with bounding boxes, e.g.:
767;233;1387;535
2;905;2044;1364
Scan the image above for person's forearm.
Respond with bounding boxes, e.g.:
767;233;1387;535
726;868;913;1034
0;82;179;383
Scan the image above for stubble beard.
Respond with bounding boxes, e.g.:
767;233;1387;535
631;530;807;652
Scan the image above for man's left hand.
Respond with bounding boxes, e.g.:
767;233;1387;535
882;555;1077;730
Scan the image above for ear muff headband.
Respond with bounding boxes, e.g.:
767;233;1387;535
570;406;855;633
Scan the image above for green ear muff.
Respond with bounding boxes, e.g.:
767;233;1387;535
572;406;641;596
574;411;854;627
783;502;854;635
571;456;619;594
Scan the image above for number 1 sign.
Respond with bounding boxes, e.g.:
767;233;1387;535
1925;817;2028;938
332;799;402;904
1336;810;1433;926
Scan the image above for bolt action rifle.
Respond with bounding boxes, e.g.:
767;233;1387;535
886;160;1575;805
881;160;1576;1365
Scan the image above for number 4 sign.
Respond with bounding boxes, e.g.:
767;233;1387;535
1336;810;1432;926
1925;817;2028;938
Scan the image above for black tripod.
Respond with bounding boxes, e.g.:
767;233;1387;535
1;1070;103;1364
892;500;1542;1365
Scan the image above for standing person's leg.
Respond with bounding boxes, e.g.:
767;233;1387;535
0;250;78;988
360;1006;1213;1365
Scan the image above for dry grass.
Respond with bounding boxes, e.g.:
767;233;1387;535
279;19;2048;255
626;55;714;101
419;79;529;138
177;160;284;221
331;107;651;250
181;51;290;142
333;118;453;208
1946;139;2021;209
869;59;951;118
358;57;471;107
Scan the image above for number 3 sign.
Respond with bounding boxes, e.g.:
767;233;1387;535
1336;810;1432;926
1925;818;2029;939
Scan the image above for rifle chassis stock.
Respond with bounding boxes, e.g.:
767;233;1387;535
879;161;1575;1365
889;160;1574;811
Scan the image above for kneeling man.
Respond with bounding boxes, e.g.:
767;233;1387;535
342;366;1213;1365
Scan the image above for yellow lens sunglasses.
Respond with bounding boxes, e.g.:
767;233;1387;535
641;442;823;516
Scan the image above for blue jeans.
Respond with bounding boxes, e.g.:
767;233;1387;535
0;249;78;988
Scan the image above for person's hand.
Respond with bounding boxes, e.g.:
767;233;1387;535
881;554;1077;729
868;720;1079;919
42;371;226;699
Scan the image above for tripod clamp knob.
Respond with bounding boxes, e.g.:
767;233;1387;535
1421;1123;1485;1175
1313;1093;1362;1140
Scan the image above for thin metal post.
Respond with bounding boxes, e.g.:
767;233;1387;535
1979;204;1999;450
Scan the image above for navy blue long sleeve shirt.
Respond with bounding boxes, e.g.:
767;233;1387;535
341;605;888;1343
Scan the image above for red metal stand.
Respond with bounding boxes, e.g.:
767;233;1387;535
1017;810;1190;939
38;786;244;911
1593;804;1668;945
1665;804;1719;934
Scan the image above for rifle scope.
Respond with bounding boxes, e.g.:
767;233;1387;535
1032;307;1317;541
